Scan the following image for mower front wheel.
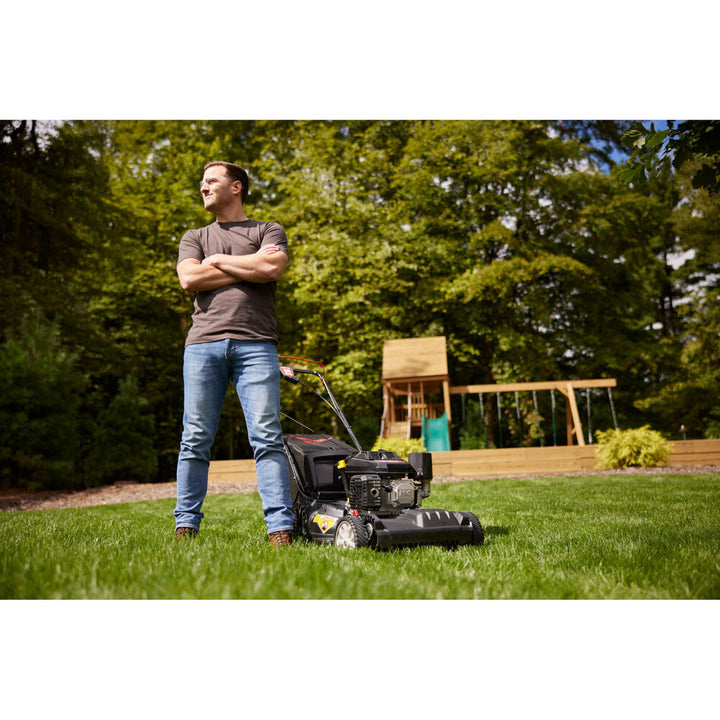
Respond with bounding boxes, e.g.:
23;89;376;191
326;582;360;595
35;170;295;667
335;515;370;549
463;512;485;545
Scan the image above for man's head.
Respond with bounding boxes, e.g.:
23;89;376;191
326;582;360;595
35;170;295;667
201;162;249;209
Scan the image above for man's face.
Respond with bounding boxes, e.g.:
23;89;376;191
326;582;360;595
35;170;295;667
200;168;239;213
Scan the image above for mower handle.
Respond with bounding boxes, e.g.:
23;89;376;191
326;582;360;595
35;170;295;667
278;364;363;452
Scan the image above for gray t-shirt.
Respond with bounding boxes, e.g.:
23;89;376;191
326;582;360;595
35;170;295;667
177;219;288;346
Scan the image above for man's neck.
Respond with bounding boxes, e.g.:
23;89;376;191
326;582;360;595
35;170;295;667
215;210;249;223
213;200;249;223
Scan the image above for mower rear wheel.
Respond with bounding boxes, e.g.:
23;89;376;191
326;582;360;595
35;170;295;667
334;515;370;549
293;502;309;540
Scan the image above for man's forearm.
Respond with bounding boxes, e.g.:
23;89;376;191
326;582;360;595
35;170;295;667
202;246;287;283
177;259;237;292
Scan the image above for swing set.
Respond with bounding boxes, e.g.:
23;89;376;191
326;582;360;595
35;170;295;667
449;379;619;447
379;336;619;450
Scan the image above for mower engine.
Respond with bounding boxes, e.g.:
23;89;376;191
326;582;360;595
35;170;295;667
347;474;416;514
341;450;432;516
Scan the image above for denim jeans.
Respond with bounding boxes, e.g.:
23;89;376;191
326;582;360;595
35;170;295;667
174;340;294;534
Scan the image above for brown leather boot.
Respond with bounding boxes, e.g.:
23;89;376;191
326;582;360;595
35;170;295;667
175;526;198;539
268;530;292;547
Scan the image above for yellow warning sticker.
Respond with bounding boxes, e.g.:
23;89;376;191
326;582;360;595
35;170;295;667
312;514;338;534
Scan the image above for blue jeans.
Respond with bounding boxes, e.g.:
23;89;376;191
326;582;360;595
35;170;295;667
174;340;294;534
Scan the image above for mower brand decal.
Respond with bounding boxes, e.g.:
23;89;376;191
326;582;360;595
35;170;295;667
289;435;332;445
312;514;337;534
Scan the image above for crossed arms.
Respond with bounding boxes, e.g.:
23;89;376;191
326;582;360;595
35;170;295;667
177;245;288;292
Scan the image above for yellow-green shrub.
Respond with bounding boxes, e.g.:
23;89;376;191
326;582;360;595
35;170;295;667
595;426;673;469
371;436;427;460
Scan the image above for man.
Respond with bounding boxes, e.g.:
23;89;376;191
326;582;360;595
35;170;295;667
174;161;294;546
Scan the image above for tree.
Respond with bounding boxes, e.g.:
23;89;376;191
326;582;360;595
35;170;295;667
386;121;677;443
634;159;720;436
0;121;117;489
256;120;677;446
0;120;113;342
257;121;418;443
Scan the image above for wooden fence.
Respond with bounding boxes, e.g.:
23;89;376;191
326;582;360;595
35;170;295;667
208;439;720;485
208;459;258;484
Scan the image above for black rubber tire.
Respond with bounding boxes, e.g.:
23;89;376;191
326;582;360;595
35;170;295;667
464;512;485;545
293;502;309;540
334;515;370;549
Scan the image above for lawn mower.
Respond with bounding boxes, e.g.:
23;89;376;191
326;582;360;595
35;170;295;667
279;360;484;549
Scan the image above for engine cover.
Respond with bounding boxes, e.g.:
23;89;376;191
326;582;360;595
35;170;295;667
386;479;416;509
348;474;417;515
348;474;383;510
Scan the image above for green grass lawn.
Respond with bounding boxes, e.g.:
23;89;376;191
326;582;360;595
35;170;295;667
2;474;719;599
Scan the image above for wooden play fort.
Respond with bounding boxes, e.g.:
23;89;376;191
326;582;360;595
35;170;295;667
380;337;453;448
380;335;617;450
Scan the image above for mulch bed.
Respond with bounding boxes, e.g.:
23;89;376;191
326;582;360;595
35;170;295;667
0;480;257;513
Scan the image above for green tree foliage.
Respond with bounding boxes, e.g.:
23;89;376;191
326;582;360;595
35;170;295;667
266;120;682;445
271;123;416;384
0;120;112;341
0;313;85;489
458;399;489;450
620;120;720;194
79;121;204;476
634;160;720;436
2;119;718;489
84;376;157;486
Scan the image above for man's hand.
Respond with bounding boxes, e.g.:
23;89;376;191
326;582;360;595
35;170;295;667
177;257;236;292
259;244;282;255
201;253;224;267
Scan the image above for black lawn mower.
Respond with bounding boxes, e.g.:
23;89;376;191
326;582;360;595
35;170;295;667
279;360;484;549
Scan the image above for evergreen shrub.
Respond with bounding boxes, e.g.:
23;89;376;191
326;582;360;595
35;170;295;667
595;426;673;469
84;376;158;486
0;313;85;490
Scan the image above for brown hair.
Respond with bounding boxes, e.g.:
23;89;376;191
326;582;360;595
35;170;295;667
203;161;249;204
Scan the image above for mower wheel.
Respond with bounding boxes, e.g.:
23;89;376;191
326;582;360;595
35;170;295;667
334;515;370;549
464;512;485;545
293;503;309;540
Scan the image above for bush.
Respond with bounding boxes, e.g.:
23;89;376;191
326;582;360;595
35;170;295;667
0;313;85;490
84;376;158;486
371;436;427;460
594;426;673;469
458;400;488;449
704;406;720;439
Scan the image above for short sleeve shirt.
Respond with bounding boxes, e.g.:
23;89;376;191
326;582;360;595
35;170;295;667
177;219;288;346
